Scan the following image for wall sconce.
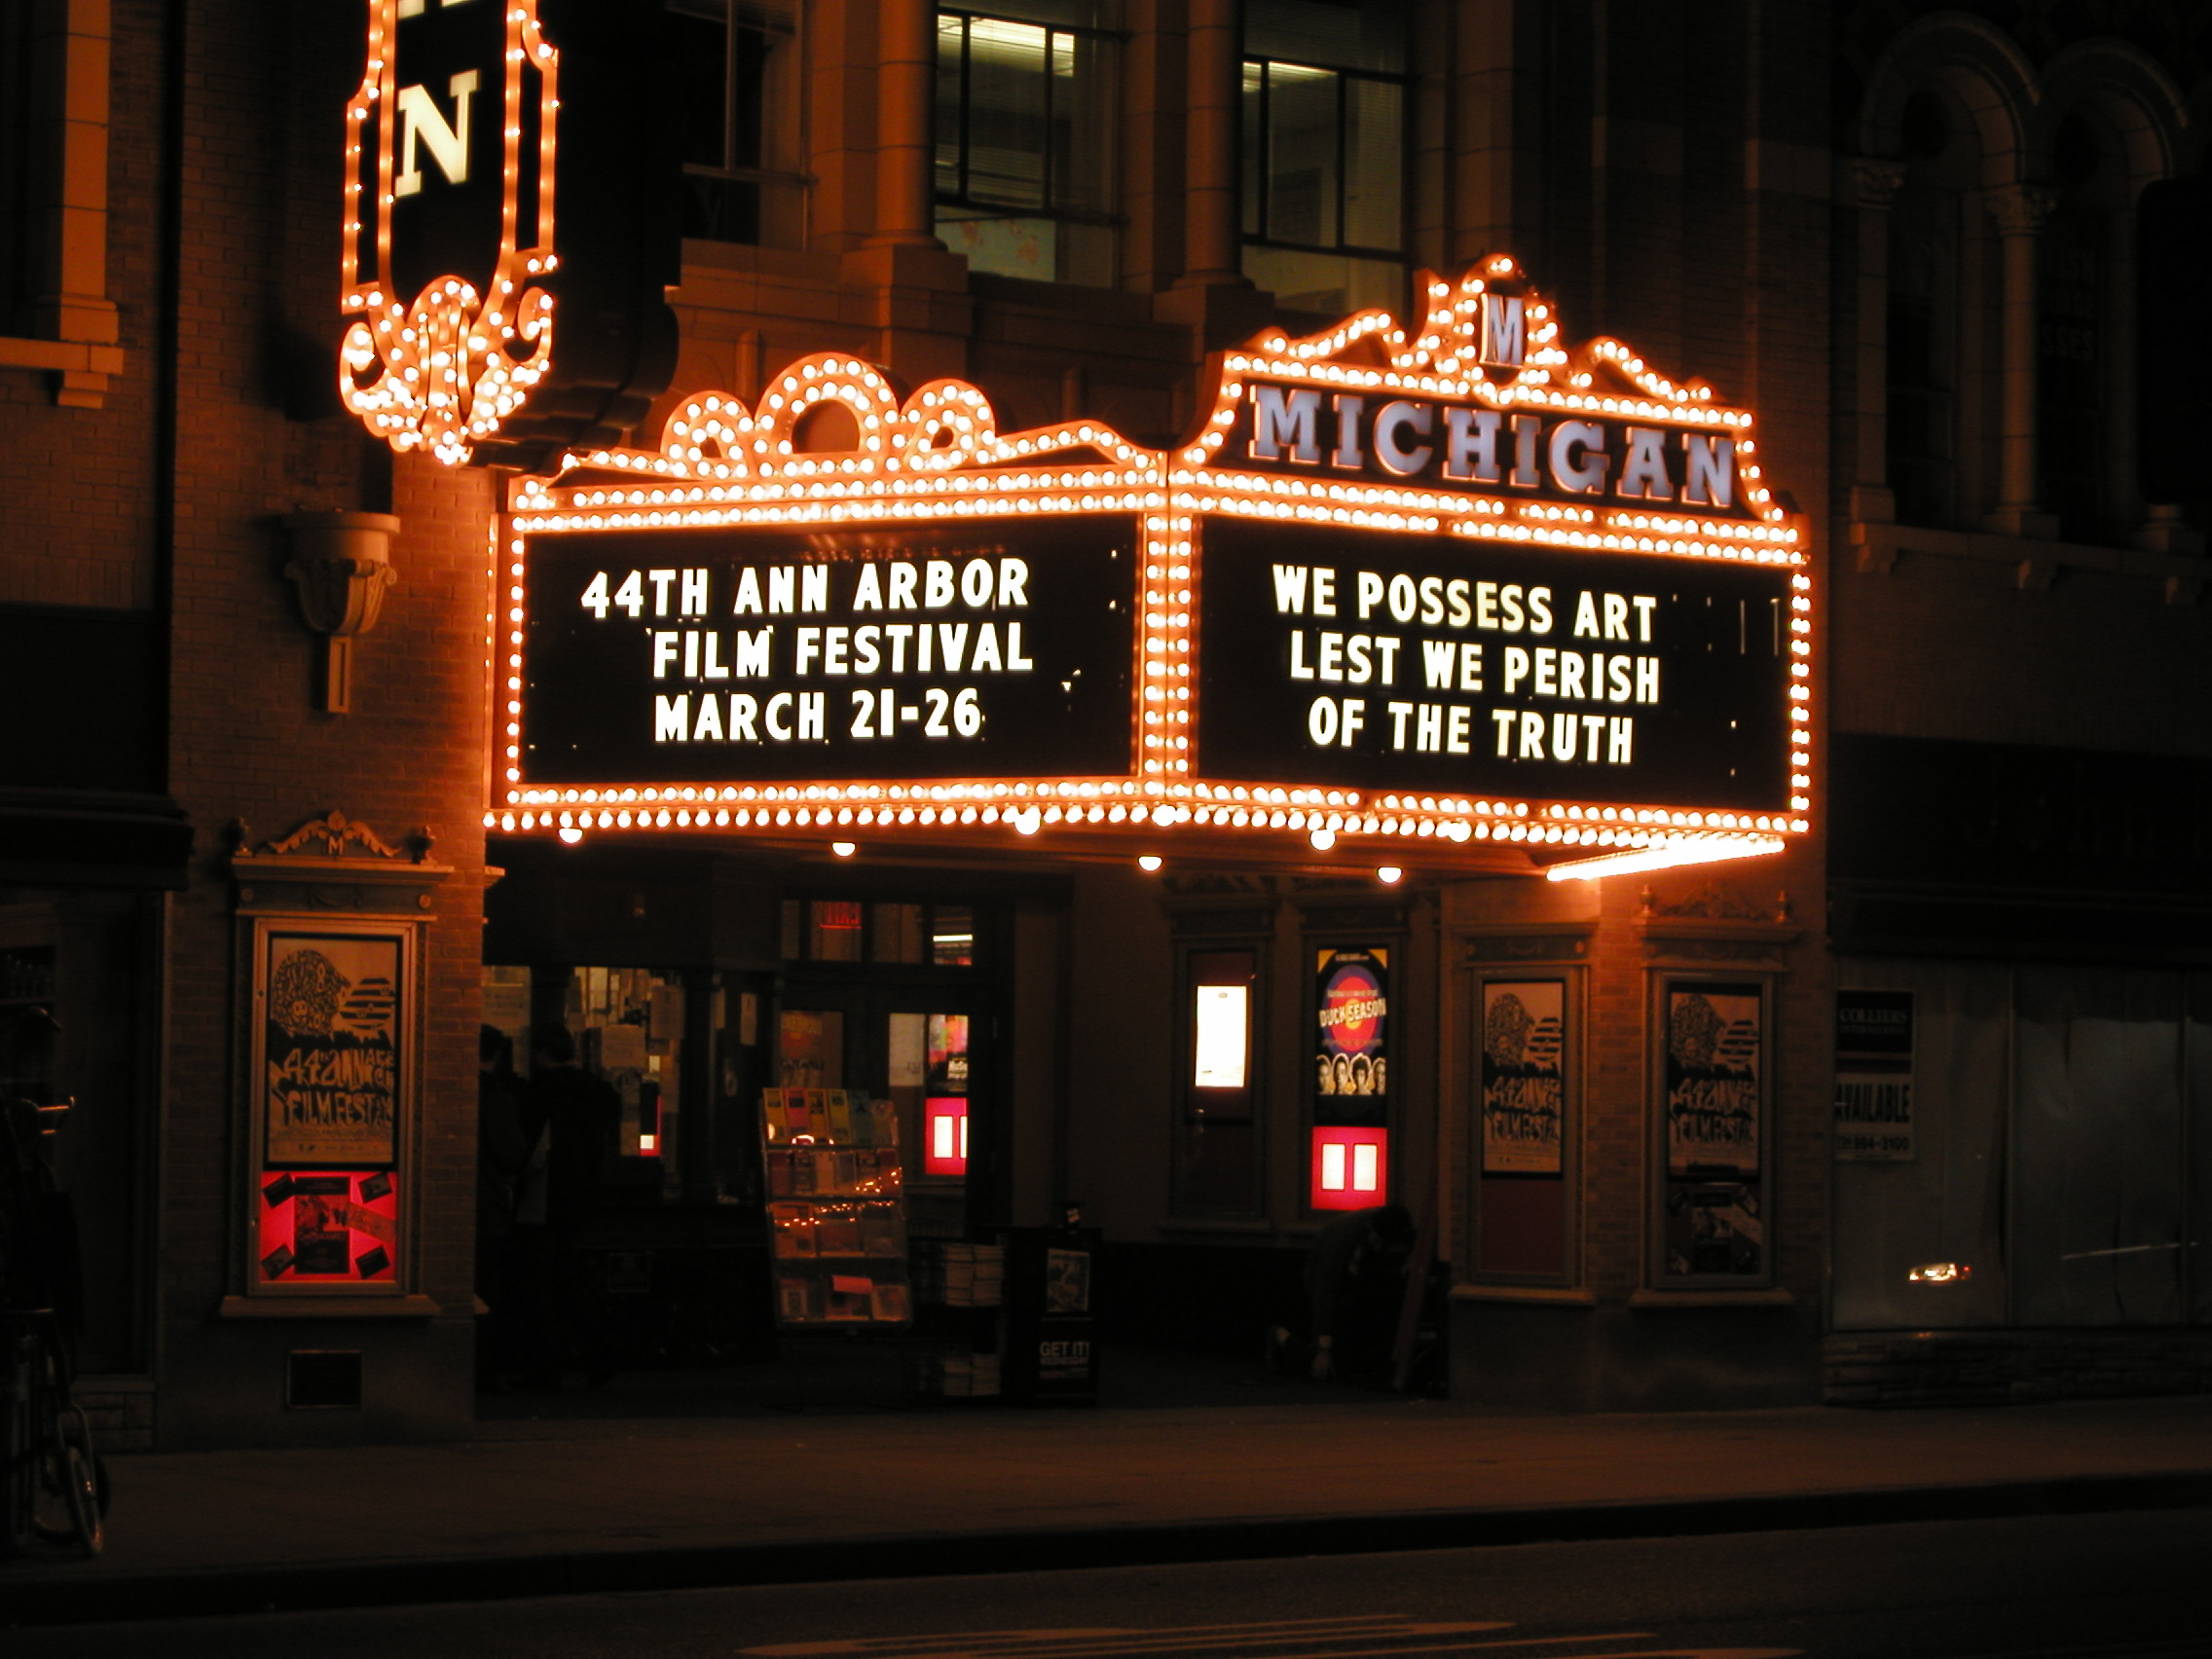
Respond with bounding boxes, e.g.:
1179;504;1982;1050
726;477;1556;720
281;512;400;713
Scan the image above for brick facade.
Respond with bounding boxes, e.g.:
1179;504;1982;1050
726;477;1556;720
5;2;2208;1446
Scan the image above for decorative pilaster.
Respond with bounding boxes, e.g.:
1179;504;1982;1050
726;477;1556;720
1985;184;2059;539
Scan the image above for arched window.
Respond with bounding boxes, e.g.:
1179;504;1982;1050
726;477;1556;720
1887;93;1961;527
1885;91;1972;529
2036;109;2126;543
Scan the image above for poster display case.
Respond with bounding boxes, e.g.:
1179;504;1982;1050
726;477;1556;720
1310;945;1391;1211
247;917;417;1298
227;812;450;1313
1653;974;1772;1284
1473;971;1576;1280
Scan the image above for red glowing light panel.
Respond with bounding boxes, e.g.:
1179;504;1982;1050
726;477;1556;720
258;1170;400;1283
923;1098;969;1177
1310;1127;1388;1212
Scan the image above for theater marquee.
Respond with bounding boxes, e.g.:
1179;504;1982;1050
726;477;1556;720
492;258;1812;877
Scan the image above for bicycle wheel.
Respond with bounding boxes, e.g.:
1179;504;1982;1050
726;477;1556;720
29;1428;100;1556
28;1374;102;1556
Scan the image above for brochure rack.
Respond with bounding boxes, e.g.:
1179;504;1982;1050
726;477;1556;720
911;1240;1004;1398
761;1089;912;1328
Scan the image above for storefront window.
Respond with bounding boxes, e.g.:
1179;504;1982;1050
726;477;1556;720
480;961;802;1218
935;5;1118;286
782;899;978;967
930;904;977;966
872;903;926;964
1832;963;2212;1330
809;900;866;962
1240;0;1407;316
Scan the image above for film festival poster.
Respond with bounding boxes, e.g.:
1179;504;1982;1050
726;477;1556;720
1314;947;1389;1102
1664;980;1762;1178
263;932;401;1167
1481;980;1565;1175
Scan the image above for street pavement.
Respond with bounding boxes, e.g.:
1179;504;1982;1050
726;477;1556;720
5;1383;2211;1627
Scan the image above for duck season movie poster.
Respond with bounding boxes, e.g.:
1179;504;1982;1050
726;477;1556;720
1664;981;1761;1177
1481;980;1564;1174
1314;948;1389;1104
263;933;401;1167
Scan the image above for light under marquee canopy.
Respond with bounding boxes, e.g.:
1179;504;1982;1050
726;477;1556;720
490;257;1813;878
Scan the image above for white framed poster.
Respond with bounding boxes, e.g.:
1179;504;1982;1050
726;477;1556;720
260;927;405;1167
1664;979;1762;1178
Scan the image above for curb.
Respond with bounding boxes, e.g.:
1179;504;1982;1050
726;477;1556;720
6;1469;2210;1628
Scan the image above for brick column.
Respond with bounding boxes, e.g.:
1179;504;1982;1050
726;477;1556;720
871;0;942;248
1177;0;1242;286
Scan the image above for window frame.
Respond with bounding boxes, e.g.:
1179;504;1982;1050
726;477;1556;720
1237;52;1410;267
933;8;1124;266
0;0;122;405
668;0;809;248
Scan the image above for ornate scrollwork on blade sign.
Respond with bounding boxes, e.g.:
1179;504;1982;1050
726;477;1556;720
339;0;560;466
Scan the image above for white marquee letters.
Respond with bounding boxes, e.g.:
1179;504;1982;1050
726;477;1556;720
394;70;481;197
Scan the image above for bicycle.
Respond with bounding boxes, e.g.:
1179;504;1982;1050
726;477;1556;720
2;1097;106;1559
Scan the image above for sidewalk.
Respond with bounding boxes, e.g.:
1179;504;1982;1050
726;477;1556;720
7;1386;2212;1626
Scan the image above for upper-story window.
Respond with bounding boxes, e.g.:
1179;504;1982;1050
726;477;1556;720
1240;0;1408;315
670;0;805;246
1886;92;1966;530
935;4;1118;287
0;0;121;406
2037;110;2125;544
0;0;29;329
